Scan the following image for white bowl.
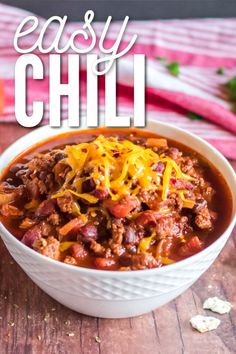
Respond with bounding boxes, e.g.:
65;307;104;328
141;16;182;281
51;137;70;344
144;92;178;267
0;121;236;318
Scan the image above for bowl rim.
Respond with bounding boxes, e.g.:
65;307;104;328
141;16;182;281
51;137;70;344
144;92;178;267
0;120;236;278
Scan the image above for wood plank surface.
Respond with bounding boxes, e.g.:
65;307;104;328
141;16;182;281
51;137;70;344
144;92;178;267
0;123;235;354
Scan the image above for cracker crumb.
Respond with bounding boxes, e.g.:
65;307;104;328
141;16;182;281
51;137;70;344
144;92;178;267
8;321;15;327
13;304;19;309
37;335;42;341
64;320;71;326
51;308;56;312
44;313;50;322
27;315;32;320
190;315;220;333
95;335;101;343
67;332;75;337
203;297;232;314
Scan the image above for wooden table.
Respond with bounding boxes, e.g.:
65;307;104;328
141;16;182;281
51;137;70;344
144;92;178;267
0;123;235;354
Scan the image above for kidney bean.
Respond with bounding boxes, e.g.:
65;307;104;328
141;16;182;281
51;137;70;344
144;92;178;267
21;225;41;248
94;257;117;269
35;199;56;218
79;222;98;242
54;151;67;163
82;178;96;193
124;226;138;244
71;243;88;259
92;187;109;200
9;163;27;174
152;161;165;173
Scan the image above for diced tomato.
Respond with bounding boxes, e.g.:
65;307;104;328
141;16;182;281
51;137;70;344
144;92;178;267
94;257;117;270
59;216;87;236
178;236;203;257
105;195;139;218
135;210;162;227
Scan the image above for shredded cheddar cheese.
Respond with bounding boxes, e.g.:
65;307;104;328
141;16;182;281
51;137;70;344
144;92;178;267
24;200;40;211
59;241;77;252
138;233;156;253
51;135;195;206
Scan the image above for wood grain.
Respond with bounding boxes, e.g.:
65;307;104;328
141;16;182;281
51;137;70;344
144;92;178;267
0;124;235;354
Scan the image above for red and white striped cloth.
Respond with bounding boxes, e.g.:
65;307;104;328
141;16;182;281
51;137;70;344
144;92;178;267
0;4;236;158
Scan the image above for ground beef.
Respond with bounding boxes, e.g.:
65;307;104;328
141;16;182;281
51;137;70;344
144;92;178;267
47;213;61;226
0;204;23;217
54;162;70;185
57;192;74;213
111;219;124;245
170;178;194;191
155;216;186;239
195;207;214;229
120;253;160;270
139;189;161;210
40;222;53;237
90;240;106;256
35;236;61;261
64;256;77;265
166;147;182;161
180;156;197;175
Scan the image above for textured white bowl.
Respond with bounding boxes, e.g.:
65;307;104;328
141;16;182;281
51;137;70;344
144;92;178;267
0;121;236;318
